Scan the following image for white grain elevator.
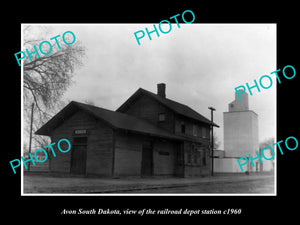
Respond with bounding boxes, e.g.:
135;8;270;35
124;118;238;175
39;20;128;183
214;90;260;172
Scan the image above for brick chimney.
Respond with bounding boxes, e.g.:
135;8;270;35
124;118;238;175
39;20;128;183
157;83;166;98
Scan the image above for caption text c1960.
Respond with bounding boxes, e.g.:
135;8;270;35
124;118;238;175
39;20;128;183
61;208;242;216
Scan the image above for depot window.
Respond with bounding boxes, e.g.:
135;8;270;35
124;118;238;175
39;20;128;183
181;122;186;134
158;113;166;122
192;125;197;136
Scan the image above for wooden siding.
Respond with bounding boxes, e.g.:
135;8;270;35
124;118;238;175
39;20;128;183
116;94;212;177
114;131;143;176
123;95;175;132
114;131;181;177
152;139;177;176
183;141;211;177
49;110;113;176
122;94;211;144
174;114;211;143
46;106;212;178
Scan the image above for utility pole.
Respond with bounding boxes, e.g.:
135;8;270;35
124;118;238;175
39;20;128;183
28;103;34;171
208;106;216;176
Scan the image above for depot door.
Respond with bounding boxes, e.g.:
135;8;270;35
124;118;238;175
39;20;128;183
141;141;153;176
71;137;87;174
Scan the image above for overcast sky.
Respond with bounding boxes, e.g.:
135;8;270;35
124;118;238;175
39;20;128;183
26;23;276;149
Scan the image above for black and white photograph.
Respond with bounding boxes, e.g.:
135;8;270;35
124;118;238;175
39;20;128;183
21;24;276;195
5;5;299;221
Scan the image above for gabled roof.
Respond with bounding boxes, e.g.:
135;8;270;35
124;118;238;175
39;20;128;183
117;88;219;127
35;101;188;141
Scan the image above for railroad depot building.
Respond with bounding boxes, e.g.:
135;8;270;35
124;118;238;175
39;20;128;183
36;83;218;177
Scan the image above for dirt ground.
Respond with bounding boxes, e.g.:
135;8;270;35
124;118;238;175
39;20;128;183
23;172;275;194
124;176;274;193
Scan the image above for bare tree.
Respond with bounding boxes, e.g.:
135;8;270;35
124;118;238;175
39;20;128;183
259;137;274;149
259;137;275;171
213;131;221;150
23;25;86;150
259;137;275;153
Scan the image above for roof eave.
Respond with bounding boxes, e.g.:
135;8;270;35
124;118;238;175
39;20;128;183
35;101;117;136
